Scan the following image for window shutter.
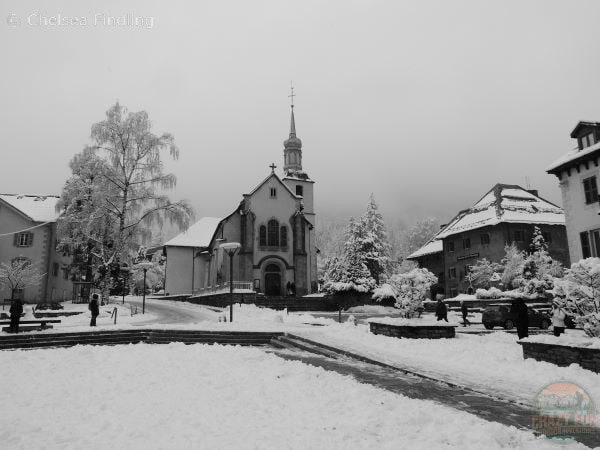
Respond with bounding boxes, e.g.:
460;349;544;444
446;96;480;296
13;233;18;246
28;232;34;246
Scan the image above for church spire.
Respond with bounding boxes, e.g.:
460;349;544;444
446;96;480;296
283;83;303;175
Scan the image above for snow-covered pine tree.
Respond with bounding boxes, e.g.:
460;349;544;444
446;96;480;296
324;217;375;294
360;194;391;284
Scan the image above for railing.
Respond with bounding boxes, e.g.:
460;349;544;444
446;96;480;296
193;281;254;297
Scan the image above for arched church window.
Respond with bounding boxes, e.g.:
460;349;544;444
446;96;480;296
268;219;279;246
280;226;288;248
259;225;267;246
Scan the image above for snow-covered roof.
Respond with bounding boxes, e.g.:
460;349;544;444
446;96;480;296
0;194;61;222
546;141;600;174
164;217;222;248
436;184;564;239
406;239;443;259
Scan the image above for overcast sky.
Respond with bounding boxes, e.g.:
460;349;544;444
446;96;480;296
2;0;600;228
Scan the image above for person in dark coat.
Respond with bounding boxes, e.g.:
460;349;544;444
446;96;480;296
511;298;529;339
9;298;23;333
460;301;470;327
89;293;100;327
435;299;448;322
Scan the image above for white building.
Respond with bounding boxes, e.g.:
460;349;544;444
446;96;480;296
547;121;600;263
164;104;317;297
0;194;73;303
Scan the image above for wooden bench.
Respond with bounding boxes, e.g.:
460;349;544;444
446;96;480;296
0;319;62;333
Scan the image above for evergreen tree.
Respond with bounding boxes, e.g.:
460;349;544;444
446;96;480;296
500;243;526;288
560;258;600;337
360;194;391;284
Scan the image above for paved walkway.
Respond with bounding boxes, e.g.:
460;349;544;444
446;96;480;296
270;347;600;448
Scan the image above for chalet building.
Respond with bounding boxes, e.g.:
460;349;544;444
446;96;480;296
547;121;600;263
407;184;569;297
0;194;73;303
164;104;317;297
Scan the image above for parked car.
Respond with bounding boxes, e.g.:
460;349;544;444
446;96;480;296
482;304;551;330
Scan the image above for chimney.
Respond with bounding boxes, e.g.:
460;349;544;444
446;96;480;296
440;224;447;230
527;189;538;197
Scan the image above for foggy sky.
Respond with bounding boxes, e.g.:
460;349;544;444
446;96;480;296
2;0;600;230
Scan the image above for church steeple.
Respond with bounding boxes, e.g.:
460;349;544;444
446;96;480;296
283;85;303;175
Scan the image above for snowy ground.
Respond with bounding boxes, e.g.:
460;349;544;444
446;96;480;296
0;343;586;450
295;322;600;407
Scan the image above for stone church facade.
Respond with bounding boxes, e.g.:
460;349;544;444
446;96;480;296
164;105;317;296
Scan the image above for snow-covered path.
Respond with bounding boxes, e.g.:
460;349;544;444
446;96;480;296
126;297;218;325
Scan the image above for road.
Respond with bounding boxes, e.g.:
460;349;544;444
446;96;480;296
125;297;218;325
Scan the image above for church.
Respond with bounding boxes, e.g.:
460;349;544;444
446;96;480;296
163;102;317;297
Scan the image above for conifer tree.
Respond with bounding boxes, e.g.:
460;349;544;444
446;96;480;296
360;194;391;284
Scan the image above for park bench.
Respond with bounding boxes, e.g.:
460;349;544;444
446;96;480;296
0;319;62;333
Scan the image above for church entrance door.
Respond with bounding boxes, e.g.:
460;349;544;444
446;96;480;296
264;264;282;296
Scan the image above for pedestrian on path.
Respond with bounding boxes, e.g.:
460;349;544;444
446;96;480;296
551;300;567;337
89;293;100;327
460;301;470;327
9;298;23;333
435;298;448;322
511;298;529;339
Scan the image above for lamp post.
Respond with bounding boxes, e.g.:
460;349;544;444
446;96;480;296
220;242;241;322
136;261;154;314
120;264;130;305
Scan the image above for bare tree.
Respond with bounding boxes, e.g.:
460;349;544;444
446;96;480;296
0;259;45;300
57;102;193;292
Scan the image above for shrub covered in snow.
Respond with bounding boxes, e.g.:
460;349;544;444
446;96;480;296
475;287;503;299
555;258;600;338
380;268;437;317
467;258;503;289
371;283;396;302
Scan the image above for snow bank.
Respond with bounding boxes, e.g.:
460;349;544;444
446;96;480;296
0;344;584;450
345;305;398;314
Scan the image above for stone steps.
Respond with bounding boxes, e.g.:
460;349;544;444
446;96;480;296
0;329;284;350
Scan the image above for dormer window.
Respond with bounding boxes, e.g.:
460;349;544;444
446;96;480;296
270;187;277;198
581;132;595;149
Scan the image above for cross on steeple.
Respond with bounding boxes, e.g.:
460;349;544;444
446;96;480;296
269;163;277;173
288;82;295;108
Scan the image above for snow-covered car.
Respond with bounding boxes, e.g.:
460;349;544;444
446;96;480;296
481;305;550;330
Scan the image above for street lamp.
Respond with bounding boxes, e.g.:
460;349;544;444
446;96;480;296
120;264;130;305
136;261;154;314
220;242;241;322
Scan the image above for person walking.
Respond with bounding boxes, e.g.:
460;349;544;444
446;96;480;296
460;301;471;327
89;293;100;327
511;298;529;339
9;298;23;333
435;298;448;322
551;301;567;337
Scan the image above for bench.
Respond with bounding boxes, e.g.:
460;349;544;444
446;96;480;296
0;319;62;333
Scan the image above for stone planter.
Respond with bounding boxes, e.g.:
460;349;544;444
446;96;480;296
369;321;456;339
519;341;600;374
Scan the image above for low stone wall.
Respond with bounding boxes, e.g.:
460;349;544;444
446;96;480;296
369;321;456;339
188;293;257;308
519;341;600;374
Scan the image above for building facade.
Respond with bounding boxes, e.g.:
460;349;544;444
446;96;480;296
0;195;73;303
408;184;569;297
164;105;317;297
547;121;600;263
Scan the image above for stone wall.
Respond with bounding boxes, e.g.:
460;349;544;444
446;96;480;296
369;321;456;339
519;341;600;374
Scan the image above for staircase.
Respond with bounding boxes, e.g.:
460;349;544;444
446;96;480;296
0;329;284;351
